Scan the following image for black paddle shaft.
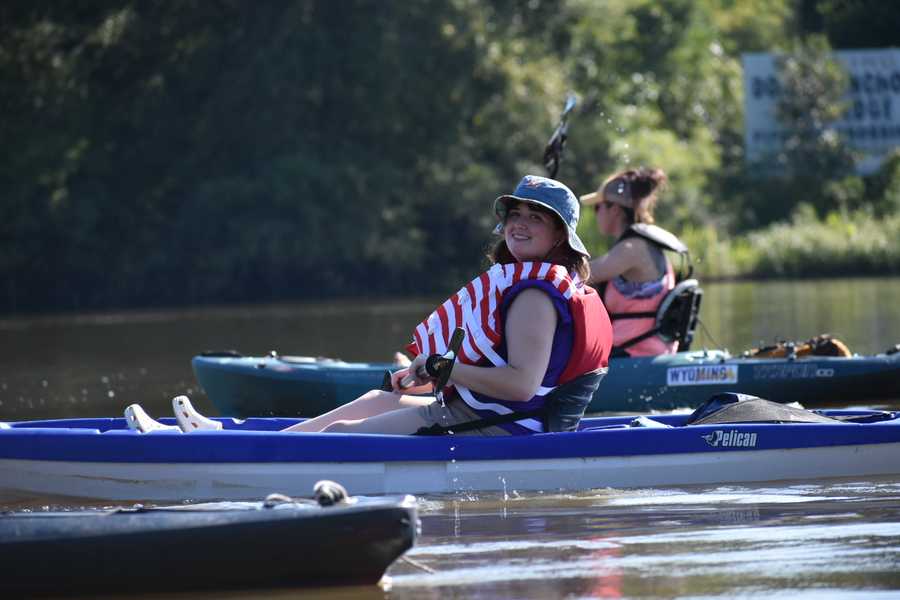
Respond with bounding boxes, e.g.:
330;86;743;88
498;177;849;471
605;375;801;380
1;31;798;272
543;93;577;178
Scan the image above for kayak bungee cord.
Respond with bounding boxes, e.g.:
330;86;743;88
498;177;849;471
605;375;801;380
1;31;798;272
696;317;724;351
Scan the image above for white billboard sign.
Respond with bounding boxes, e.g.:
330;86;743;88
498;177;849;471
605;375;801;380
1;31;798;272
742;49;900;173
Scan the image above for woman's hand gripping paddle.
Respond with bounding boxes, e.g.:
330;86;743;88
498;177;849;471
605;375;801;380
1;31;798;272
383;328;465;402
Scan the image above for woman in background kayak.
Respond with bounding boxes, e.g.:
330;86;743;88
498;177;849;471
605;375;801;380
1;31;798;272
580;167;689;357
127;175;612;435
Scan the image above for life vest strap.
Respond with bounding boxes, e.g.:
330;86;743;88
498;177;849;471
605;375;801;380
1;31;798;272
613;327;661;351
625;223;690;255
414;407;548;436
607;311;657;320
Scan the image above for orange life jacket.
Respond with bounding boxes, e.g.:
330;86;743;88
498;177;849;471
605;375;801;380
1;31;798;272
597;224;692;357
603;260;678;356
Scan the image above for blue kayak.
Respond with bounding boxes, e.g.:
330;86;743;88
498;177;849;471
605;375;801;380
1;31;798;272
2;398;899;501
191;348;900;418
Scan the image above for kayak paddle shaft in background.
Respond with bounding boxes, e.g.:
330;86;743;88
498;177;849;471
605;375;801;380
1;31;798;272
543;92;577;178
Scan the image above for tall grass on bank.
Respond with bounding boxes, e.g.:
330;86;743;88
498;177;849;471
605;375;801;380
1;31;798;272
680;224;757;280
682;208;900;280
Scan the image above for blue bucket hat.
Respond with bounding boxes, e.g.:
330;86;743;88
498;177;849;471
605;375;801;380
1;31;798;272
494;175;590;258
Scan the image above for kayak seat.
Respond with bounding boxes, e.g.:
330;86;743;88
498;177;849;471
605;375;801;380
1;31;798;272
544;370;607;433
656;278;703;351
608;279;703;354
414;370;606;435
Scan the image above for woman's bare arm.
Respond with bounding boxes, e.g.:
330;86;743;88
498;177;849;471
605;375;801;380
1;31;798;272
445;288;557;402
588;238;659;285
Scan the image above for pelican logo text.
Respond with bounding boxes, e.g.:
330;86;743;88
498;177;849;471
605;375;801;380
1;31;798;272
701;430;758;448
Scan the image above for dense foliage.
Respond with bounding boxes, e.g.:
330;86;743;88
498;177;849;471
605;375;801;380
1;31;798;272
2;0;899;313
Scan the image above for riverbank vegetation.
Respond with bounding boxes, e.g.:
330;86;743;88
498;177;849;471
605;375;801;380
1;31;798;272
2;1;899;313
679;202;900;280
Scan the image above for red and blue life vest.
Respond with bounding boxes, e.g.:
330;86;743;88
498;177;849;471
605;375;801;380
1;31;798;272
407;262;612;433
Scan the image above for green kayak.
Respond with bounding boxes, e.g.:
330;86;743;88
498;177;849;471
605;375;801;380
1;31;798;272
192;347;900;417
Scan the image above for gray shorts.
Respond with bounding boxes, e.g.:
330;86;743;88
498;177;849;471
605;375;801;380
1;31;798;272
416;393;511;437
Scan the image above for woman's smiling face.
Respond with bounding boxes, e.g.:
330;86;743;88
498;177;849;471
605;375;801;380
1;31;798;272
503;201;565;262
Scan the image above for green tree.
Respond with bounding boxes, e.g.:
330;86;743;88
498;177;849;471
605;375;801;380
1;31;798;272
774;35;856;216
734;35;857;226
4;0;898;314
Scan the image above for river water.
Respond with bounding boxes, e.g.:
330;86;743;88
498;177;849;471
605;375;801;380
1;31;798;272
2;277;900;598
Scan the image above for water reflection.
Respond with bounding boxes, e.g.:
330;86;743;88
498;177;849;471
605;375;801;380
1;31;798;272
698;277;900;355
389;480;900;598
